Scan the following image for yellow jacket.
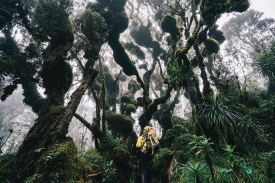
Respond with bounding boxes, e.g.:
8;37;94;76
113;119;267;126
136;136;147;152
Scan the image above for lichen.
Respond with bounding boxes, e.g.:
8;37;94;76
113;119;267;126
175;36;195;59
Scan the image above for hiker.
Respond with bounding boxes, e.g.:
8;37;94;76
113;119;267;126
136;126;159;183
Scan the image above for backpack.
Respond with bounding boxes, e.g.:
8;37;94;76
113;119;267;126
142;126;160;155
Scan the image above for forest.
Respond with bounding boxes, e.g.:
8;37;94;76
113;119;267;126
0;0;275;182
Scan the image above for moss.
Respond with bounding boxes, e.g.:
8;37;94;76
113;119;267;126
175;36;195;59
39;106;64;123
130;24;153;48
128;79;141;93
115;73;127;82
105;110;133;137
160;15;181;42
41;60;73;96
161;15;176;33
208;25;225;44
124;42;145;60
164;125;187;141
104;72;116;94
227;0;250;13
0;16;8;30
112;11;128;34
108;0;127;12
204;38;220;54
125;103;136;113
0;154;17;182
37;137;88;182
83;148;105;174
121;95;131;103
108;39;139;76
32;98;46;113
129;99;137;106
92;80;102;93
152;41;162;57
151;148;173;178
198;29;208;43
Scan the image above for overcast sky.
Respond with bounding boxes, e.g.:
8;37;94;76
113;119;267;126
217;0;275;26
250;0;275;19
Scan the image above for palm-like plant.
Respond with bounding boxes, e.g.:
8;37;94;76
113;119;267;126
236;115;264;141
179;161;212;183
197;91;242;129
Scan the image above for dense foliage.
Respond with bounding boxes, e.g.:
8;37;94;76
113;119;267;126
0;0;275;182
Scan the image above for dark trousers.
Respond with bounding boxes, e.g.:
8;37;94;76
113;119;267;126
140;152;149;176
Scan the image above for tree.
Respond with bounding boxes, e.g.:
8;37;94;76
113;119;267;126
0;0;253;182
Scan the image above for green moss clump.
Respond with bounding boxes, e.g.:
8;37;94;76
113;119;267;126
37;138;88;182
121;95;131;103
129;99;137;106
208;25;225;44
198;29;208;43
151;148;173;178
105;110;133;137
41;61;73;96
204;38;220;54
164;125;187;142
104;72;116;94
227;0;250;13
125;103;136;113
112;11;129;34
161;15;176;33
32;98;46;113
22;83;41;106
160;15;181;42
108;0;127;12
108;40;138;76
